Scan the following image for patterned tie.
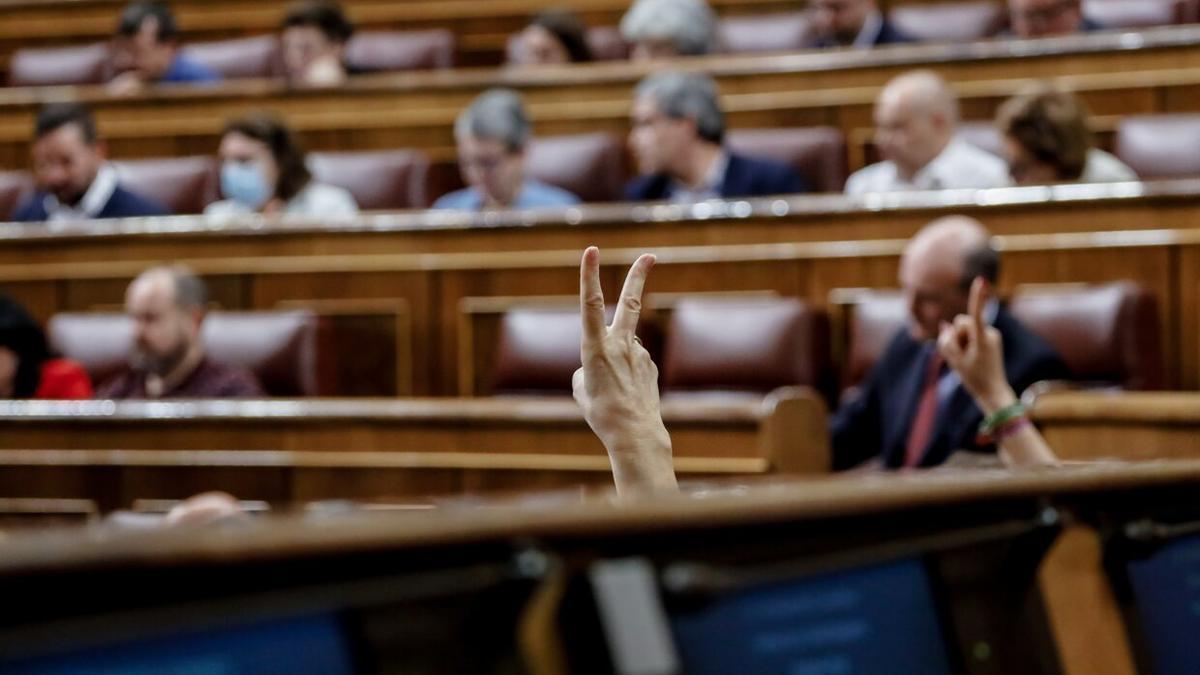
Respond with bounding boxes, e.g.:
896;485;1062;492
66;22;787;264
904;350;944;468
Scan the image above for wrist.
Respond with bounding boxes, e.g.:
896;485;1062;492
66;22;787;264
975;385;1018;415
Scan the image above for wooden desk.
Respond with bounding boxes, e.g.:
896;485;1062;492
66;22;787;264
1;182;1197;392
0;390;828;508
0;28;1198;167
1033;390;1200;461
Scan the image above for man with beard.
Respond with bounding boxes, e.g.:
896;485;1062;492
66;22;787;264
97;266;263;399
12;103;169;223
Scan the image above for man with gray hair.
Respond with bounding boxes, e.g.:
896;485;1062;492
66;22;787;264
619;0;717;60
626;71;807;202
97;265;263;399
434;88;581;209
846;70;1011;194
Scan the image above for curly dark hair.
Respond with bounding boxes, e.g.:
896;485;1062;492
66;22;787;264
221;114;312;201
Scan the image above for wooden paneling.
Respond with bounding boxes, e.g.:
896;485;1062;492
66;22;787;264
1;28;1199;169
1033;390;1200;461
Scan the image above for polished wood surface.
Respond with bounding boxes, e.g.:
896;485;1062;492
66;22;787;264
0;28;1197;167
1033;390;1200;461
0;187;1194;392
0;390;829;508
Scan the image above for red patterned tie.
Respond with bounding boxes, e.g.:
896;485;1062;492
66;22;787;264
904;351;944;468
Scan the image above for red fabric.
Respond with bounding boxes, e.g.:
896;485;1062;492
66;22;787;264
903;352;943;468
35;358;94;400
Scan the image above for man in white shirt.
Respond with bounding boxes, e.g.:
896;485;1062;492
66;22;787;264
845;70;1012;195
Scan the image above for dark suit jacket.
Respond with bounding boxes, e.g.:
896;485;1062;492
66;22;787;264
830;307;1071;470
12;184;170;222
813;18;914;48
624;152;809;202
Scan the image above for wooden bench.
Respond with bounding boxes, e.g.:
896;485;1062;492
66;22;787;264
1033;390;1200;461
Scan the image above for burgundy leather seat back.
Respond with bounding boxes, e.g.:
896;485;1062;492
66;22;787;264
48;311;321;396
0;171;34;220
9;43;111;87
111;156;219;215
888;1;1006;42
662;298;829;393
845;290;908;390
1008;283;1164;390
718;13;814;54
585;27;630;61
1114;114;1200;179
1084;0;1197;27
183;35;282;80
526;133;626;203
308;150;430;209
345;30;455;72
491;308;587;394
726;127;849;193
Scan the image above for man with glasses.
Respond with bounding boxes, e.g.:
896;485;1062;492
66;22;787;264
1008;0;1101;38
433;89;580;210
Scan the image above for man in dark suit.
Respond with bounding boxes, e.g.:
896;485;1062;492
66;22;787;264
1008;0;1101;38
831;216;1071;470
12;103;169;223
625;71;808;202
810;0;914;49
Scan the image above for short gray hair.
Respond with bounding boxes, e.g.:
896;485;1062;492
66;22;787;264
635;71;725;143
454;88;531;152
619;0;717;56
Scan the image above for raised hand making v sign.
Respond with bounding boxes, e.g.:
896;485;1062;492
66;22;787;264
937;277;1059;468
573;247;679;495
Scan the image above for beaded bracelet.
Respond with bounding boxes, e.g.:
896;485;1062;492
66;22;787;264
976;402;1028;446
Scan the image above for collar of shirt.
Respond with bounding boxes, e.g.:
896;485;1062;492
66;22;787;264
44;162;117;224
908;137;975;191
853;10;885;48
668;151;729;204
936;298;1000;403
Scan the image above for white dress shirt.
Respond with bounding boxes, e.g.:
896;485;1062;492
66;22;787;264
43;162;118;223
1079;149;1138;183
667;151;729;204
845;136;1013;195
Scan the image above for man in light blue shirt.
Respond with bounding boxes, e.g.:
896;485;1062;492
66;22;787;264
434;89;581;210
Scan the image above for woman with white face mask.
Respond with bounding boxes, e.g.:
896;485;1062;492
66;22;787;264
204;114;358;218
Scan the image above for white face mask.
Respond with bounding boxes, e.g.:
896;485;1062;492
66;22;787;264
220;161;272;210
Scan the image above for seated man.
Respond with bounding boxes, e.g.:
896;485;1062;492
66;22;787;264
619;0;717;60
1008;0;1101;38
281;0;355;87
828;216;1069;470
996;86;1137;185
846;70;1012;195
97;266;263;399
628;72;806;201
626;71;808;202
108;1;220;95
433;88;581;210
572;234;1060;495
12;103;170;223
810;0;914;49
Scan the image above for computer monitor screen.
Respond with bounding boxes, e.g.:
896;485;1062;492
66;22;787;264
0;613;356;675
1126;532;1200;675
670;557;955;675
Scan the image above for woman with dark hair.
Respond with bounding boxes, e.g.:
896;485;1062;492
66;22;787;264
508;8;593;65
0;296;92;399
204;114;358;217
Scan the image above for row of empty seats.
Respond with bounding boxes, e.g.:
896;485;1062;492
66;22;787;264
47;282;1156;399
4;114;1198;219
11;0;1200;87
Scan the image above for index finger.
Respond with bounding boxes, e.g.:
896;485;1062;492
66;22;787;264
610;253;656;336
967;276;988;331
580;246;607;346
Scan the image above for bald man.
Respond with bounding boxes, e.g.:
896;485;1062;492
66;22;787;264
97;266;263;399
830;217;1068;469
846;70;1011;195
